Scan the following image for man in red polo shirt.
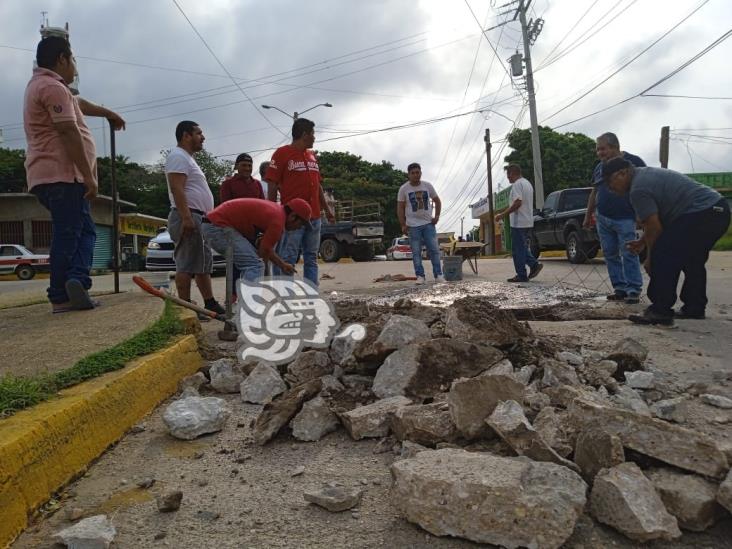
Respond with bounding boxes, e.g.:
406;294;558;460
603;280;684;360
202;198;312;284
220;153;264;202
265;118;335;286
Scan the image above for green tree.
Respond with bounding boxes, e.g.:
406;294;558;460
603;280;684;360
0;148;27;193
503;126;597;195
317;151;407;241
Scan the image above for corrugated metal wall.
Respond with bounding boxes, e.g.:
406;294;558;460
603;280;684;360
92;225;112;270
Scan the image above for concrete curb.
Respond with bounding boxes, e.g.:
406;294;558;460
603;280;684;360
0;308;202;547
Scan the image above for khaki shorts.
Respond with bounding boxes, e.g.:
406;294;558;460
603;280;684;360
168;209;213;274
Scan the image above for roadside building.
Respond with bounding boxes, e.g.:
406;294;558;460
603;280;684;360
0;193;166;271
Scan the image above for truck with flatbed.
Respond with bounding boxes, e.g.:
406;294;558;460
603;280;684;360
319;200;384;262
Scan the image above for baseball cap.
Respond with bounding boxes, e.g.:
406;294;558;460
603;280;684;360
602;157;631;180
235;153;253;164
286;198;313;228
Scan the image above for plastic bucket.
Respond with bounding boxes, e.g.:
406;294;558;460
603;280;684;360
442;255;463;281
139;271;172;289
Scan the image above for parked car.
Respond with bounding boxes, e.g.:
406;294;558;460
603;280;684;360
529;187;600;264
386;237;413;260
145;230;226;272
0;244;50;280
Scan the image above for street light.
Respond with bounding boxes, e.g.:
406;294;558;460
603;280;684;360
261;102;332;120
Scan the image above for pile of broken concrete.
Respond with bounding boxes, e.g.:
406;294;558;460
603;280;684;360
168;295;732;549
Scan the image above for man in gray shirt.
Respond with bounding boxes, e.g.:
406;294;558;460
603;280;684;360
604;158;730;325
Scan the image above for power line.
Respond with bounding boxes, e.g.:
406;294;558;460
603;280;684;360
170;0;285;137
641;94;732;100
542;0;711;124
552;27;732;129
537;0;601;67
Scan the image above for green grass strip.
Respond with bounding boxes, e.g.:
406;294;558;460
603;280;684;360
0;300;184;418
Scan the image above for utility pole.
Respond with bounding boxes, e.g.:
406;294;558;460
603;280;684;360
485;129;495;255
517;0;544;208
460;217;464;238
659;126;670;168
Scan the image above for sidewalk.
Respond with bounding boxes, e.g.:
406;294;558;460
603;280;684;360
2;291;164;379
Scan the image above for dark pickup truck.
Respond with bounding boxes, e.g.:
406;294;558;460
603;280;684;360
528;187;600;264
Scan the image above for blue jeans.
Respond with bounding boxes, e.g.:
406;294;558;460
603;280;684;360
408;223;442;278
273;218;321;286
201;224;264;286
31;182;96;304
510;227;538;280
596;213;643;296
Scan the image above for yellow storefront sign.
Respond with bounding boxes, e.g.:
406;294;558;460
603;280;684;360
120;217;164;236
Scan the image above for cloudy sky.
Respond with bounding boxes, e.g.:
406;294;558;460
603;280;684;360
1;0;730;233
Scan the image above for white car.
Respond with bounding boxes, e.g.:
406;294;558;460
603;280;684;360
0;244;51;280
145;230;226;272
386;237;413;260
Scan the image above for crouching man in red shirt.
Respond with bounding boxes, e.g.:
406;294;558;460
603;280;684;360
202;198;312;286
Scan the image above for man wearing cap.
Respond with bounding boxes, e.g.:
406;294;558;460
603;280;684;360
604;158;730;326
202;198;312;284
265;118;335;286
220;153;265;202
583;132;646;304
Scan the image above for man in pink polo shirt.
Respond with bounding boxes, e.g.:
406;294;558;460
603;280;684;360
24;36;125;313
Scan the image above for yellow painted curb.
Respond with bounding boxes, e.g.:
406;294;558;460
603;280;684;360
0;319;202;547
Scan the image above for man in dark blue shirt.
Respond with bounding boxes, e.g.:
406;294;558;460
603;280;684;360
584;132;646;304
604;158;730;326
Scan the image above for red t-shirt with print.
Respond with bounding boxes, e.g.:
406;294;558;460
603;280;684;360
206;199;285;255
265;145;321;220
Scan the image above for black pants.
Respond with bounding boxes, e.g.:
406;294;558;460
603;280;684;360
648;198;730;317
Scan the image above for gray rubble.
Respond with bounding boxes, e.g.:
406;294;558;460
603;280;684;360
372;314;431;356
303;485;363;512
570;398;729;478
447;374;525;440
646;468;725;531
718;470;732;513
590;463;681;541
253;378;322;445
208;358;244;394
611;385;652;416
162;395;230;440
291;396;340;442
624;370;654;389
240;363;287;404
53;515;116;549
486;400;579;472
701;393;732;409
285;351;333;385
391;448;587;549
372;339;503;400
532;406;575;458
389;402;457;446
178;371;208;393
340;396;412;440
574;428;625;483
651;396;687;422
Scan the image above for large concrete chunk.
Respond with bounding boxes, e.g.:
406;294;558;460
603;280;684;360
390;403;457;446
391;448;587;549
590;463;681;542
718;470;732;514
54;515;116;549
570;398;729;478
542;359;580;387
533;406;575;458
373;339;503;400
290;396;340;442
447;374;525;440
372;314;431;356
208;358;244;394
285;351;333;385
252;378;322;445
646;468;724;531
611;385;651;416
574;428;624;483
443;296;532;346
240;363;287;404
340;396;412;440
162;396;230;440
486;400;579;472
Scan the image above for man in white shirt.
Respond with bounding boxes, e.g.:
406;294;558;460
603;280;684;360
397;162;445;284
496;164;543;282
165;120;224;314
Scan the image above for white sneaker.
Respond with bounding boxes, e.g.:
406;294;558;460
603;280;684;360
415;276;426;285
435;275;446;283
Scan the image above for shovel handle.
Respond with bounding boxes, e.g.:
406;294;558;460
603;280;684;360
132;275;219;320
